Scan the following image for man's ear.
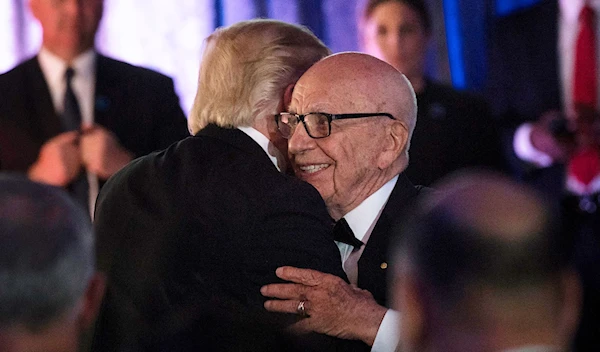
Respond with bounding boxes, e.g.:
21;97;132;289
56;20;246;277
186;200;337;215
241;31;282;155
77;272;107;331
377;121;408;170
283;83;295;111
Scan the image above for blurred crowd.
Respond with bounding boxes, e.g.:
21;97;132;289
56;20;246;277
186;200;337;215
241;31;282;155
0;0;597;351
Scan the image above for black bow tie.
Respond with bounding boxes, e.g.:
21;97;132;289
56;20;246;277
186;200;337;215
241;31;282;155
333;218;363;249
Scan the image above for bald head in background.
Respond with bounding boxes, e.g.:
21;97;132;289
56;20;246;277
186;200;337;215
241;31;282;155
288;52;417;219
392;171;581;352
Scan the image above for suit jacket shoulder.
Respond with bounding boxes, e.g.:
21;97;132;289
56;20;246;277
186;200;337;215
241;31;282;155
94;54;189;157
93;125;351;350
0;56;62;171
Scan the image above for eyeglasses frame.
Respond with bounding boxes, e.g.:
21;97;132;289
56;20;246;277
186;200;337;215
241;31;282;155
275;112;396;139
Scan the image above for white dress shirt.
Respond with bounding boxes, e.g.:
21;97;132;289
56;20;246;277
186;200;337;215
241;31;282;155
515;0;600;166
38;48;99;214
341;175;401;352
237;126;287;171
38;47;96;126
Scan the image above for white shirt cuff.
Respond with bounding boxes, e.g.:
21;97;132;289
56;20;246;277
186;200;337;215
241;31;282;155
513;123;554;167
371;309;401;352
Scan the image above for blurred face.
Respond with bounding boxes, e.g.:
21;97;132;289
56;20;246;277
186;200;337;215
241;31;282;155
30;0;104;61
361;1;429;81
287;81;392;219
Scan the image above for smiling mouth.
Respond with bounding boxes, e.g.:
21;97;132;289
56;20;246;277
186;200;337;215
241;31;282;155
298;164;329;174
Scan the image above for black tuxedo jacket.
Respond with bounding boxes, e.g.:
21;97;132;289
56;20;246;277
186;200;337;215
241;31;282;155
92;125;358;351
0;54;189;175
406;80;506;186
357;174;427;306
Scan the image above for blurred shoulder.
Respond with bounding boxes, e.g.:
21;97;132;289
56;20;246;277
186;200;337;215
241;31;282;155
97;54;175;85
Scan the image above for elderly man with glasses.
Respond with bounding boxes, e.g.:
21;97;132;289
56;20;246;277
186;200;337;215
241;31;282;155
262;52;427;352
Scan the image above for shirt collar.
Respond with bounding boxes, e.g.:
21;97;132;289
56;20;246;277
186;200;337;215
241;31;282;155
560;0;600;23
238;126;287;172
344;175;398;242
38;47;96;86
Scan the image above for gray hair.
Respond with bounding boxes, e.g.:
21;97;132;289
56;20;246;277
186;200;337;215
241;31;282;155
0;174;94;331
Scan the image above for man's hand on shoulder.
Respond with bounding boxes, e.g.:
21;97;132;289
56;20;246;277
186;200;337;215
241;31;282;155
261;266;387;346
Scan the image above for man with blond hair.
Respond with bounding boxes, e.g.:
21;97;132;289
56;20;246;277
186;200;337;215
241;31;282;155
91;20;358;351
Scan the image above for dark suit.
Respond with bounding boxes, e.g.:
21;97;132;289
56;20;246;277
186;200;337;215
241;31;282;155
406;80;505;186
357;173;427;306
486;2;599;349
0;54;189;177
485;0;563;190
91;124;355;351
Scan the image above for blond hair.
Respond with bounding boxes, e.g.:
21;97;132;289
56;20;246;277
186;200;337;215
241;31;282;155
188;19;331;134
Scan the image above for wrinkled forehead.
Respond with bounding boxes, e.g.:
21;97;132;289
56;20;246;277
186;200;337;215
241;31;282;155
290;70;381;114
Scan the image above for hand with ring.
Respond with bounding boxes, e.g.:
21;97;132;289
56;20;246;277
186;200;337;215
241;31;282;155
297;300;309;317
260;266;387;346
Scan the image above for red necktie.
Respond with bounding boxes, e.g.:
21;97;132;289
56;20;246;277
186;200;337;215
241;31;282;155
573;5;597;108
568;4;600;195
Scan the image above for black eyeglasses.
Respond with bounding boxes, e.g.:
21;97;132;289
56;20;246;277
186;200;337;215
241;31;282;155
275;112;395;139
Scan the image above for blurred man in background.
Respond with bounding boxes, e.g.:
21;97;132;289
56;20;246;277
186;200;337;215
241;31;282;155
0;0;189;213
0;174;105;352
391;171;581;352
486;1;600;349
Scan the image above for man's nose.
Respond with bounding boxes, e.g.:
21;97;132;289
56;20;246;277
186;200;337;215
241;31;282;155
288;121;314;156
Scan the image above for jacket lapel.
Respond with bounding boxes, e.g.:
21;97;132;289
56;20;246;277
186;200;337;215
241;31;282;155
94;55;115;129
357;174;423;306
25;57;63;140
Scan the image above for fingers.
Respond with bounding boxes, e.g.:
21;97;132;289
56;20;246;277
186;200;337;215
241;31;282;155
80;124;132;178
275;266;332;286
29;131;83;186
263;298;309;316
261;283;305;299
49;130;81;146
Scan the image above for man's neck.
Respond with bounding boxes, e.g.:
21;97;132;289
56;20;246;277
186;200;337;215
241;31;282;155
330;168;401;220
41;45;94;65
238;126;287;172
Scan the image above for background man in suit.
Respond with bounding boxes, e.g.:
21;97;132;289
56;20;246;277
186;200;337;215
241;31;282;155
262;52;426;352
486;1;600;349
0;0;189;212
91;19;359;351
391;171;581;352
358;0;505;186
0;174;105;352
